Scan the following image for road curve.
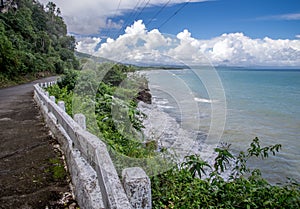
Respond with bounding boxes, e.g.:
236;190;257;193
0;77;74;208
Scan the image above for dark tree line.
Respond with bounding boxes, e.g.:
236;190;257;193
0;0;79;84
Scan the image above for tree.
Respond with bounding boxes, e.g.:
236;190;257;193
0;0;79;86
56;7;61;16
46;2;56;15
0;21;20;78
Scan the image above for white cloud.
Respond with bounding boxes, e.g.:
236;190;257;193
124;20;146;35
78;20;300;67
296;35;300;39
258;13;300;21
39;0;208;34
276;13;300;20
76;37;101;54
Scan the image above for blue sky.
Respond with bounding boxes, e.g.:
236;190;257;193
41;0;300;66
100;0;300;40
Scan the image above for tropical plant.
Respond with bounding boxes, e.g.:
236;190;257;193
151;138;299;209
182;154;211;178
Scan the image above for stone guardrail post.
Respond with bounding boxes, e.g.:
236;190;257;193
122;167;152;209
74;114;86;130
58;101;66;112
50;95;55;103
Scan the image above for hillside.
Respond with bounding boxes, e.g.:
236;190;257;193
75;51;113;64
0;0;79;87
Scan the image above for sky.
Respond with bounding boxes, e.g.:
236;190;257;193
40;0;300;67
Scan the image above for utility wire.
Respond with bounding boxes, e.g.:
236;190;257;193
113;0;143;39
103;0;122;39
111;0;192;39
127;0;145;23
145;0;171;27
114;0;122;18
135;0;151;20
158;0;191;30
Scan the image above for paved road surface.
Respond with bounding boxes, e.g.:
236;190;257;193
0;77;75;208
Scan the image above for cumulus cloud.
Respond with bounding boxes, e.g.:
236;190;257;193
76;37;101;54
39;0;208;34
76;20;300;67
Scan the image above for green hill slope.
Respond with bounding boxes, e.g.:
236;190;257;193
0;0;79;87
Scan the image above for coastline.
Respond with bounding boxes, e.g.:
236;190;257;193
138;98;217;165
136;69;219;164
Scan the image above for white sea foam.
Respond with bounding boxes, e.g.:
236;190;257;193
194;97;215;103
139;101;196;160
157;105;174;109
154;98;169;105
138;100;218;163
138;100;233;180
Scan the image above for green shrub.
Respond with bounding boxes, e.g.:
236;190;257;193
151;138;300;209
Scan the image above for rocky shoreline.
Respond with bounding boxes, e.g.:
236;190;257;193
138;99;217;163
135;71;220;171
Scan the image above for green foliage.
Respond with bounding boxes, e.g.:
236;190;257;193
47;84;73;115
182;154;211;178
232;137;282;178
152;138;300;209
47;64;155;159
57;69;79;91
0;0;79;87
214;143;234;173
0;21;20;78
47;158;67;181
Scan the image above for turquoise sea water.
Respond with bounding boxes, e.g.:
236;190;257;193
144;68;300;183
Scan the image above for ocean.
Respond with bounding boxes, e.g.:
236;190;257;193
141;67;300;183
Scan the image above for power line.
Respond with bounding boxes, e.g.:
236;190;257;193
158;0;191;30
135;0;151;20
113;0;122;18
103;0;122;39
127;0;145;24
145;0;171;27
113;0;143;39
111;0;192;40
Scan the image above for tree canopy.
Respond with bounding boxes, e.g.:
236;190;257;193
0;0;79;86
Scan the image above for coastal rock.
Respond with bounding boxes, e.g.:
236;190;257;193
137;89;152;104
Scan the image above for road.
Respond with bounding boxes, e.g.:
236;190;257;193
0;77;75;208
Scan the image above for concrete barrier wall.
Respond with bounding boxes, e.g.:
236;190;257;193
33;83;151;209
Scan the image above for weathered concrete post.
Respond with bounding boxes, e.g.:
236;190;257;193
50;96;55;103
122;167;151;209
45;91;50;98
74;113;86;130
58;101;66;112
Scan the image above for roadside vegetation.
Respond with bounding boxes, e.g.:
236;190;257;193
47;63;157;159
48;64;300;208
0;0;78;87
